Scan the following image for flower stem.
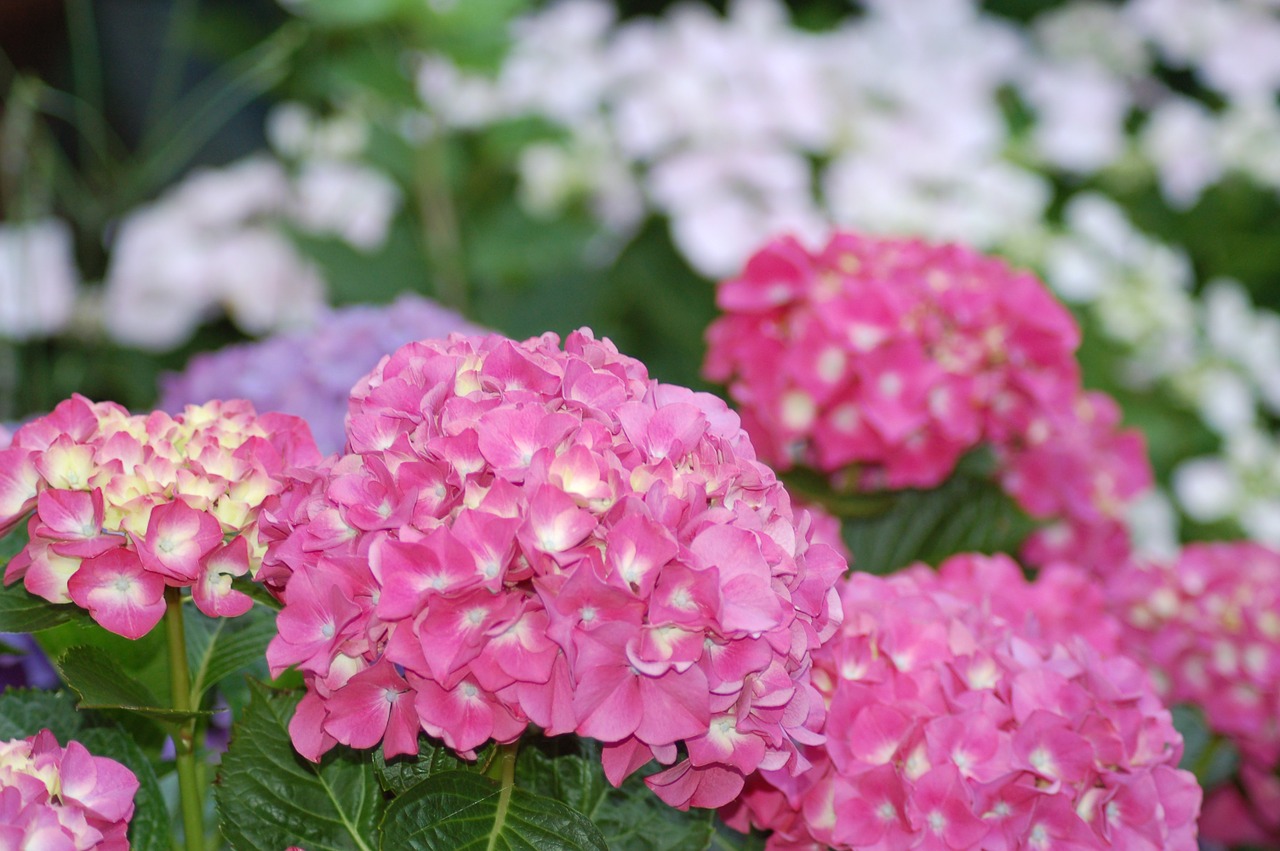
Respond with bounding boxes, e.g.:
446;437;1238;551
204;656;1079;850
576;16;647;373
165;587;205;851
485;742;519;851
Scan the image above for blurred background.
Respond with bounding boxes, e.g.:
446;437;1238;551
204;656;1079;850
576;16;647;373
3;0;1280;550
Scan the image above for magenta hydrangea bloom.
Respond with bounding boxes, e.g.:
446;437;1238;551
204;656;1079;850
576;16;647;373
260;329;845;810
0;729;139;850
1109;542;1280;845
722;553;1200;851
160;293;483;454
0;395;320;638
703;232;1151;572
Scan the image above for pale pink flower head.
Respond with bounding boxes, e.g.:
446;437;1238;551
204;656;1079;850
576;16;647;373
263;329;845;810
704;231;1150;574
1108;541;1280;846
0;394;321;638
0;729;139;849
724;556;1200;851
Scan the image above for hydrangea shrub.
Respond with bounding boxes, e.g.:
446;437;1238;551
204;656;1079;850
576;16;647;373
1109;542;1280;845
704;231;1152;571
260;329;845;809
724;554;1201;850
0;729;139;850
0;395;320;637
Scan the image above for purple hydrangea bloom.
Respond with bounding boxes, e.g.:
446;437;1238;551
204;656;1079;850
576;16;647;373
0;633;58;690
159;294;482;453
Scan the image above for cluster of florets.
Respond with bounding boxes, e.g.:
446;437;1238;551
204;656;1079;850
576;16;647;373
703;232;1151;571
723;553;1201;851
0;729;139;849
1003;391;1153;572
0;395;320;638
1108;542;1280;845
159;293;483;454
260;329;844;810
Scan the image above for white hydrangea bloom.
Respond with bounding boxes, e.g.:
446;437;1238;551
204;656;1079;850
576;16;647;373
0;218;79;340
291;160;402;251
103;157;326;350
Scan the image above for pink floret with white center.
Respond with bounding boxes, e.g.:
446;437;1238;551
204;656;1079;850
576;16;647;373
0;394;321;638
722;554;1201;851
260;329;845;810
703;232;1152;573
0;729;139;850
1108;542;1280;845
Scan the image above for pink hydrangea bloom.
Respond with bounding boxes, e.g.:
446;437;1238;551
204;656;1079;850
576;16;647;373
1108;542;1280;846
723;554;1200;850
261;329;844;809
703;232;1151;572
0;729;139;850
0;395;320;638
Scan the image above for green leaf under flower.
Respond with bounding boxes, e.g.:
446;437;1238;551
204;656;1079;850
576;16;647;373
215;681;386;851
377;769;608;851
56;645;215;725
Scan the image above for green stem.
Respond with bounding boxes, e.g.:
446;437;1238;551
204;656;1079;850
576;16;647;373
485;742;519;851
416;129;469;312
165;588;205;851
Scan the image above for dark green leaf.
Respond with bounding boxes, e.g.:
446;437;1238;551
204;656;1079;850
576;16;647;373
0;689;169;851
35;614;171;704
373;735;491;795
1172;704;1239;790
839;467;1036;574
215;681;385;851
56;645;213;724
709;821;768;851
0;636;28;655
186;604;277;703
516;738;716;851
379;769;608;851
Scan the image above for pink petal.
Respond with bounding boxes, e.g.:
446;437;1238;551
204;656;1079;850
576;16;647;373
67;549;165;639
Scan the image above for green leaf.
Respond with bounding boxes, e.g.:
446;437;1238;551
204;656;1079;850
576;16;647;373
378;769;608;851
185;604;277;704
56;645;214;724
838;465;1036;574
215;681;385;851
0;689;169;851
0;636;29;655
35;614;172;705
516;738;716;851
709;821;768;851
373;735;492;795
1172;704;1240;790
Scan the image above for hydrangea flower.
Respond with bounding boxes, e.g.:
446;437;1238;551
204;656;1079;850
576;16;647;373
704;231;1151;571
160;294;483;455
0;395;321;638
1108;541;1280;845
0;729;139;850
723;553;1201;850
260;329;844;810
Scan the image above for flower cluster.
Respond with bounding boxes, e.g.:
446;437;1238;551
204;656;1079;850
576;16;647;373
260;329;844;809
160;293;483;454
703;231;1151;571
103;153;400;351
1004;391;1154;572
0;218;79;341
0;395;321;638
723;554;1201;850
0;729;139;850
1107;542;1280;844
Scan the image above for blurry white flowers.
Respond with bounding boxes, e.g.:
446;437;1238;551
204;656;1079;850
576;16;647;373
0;218;78;340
